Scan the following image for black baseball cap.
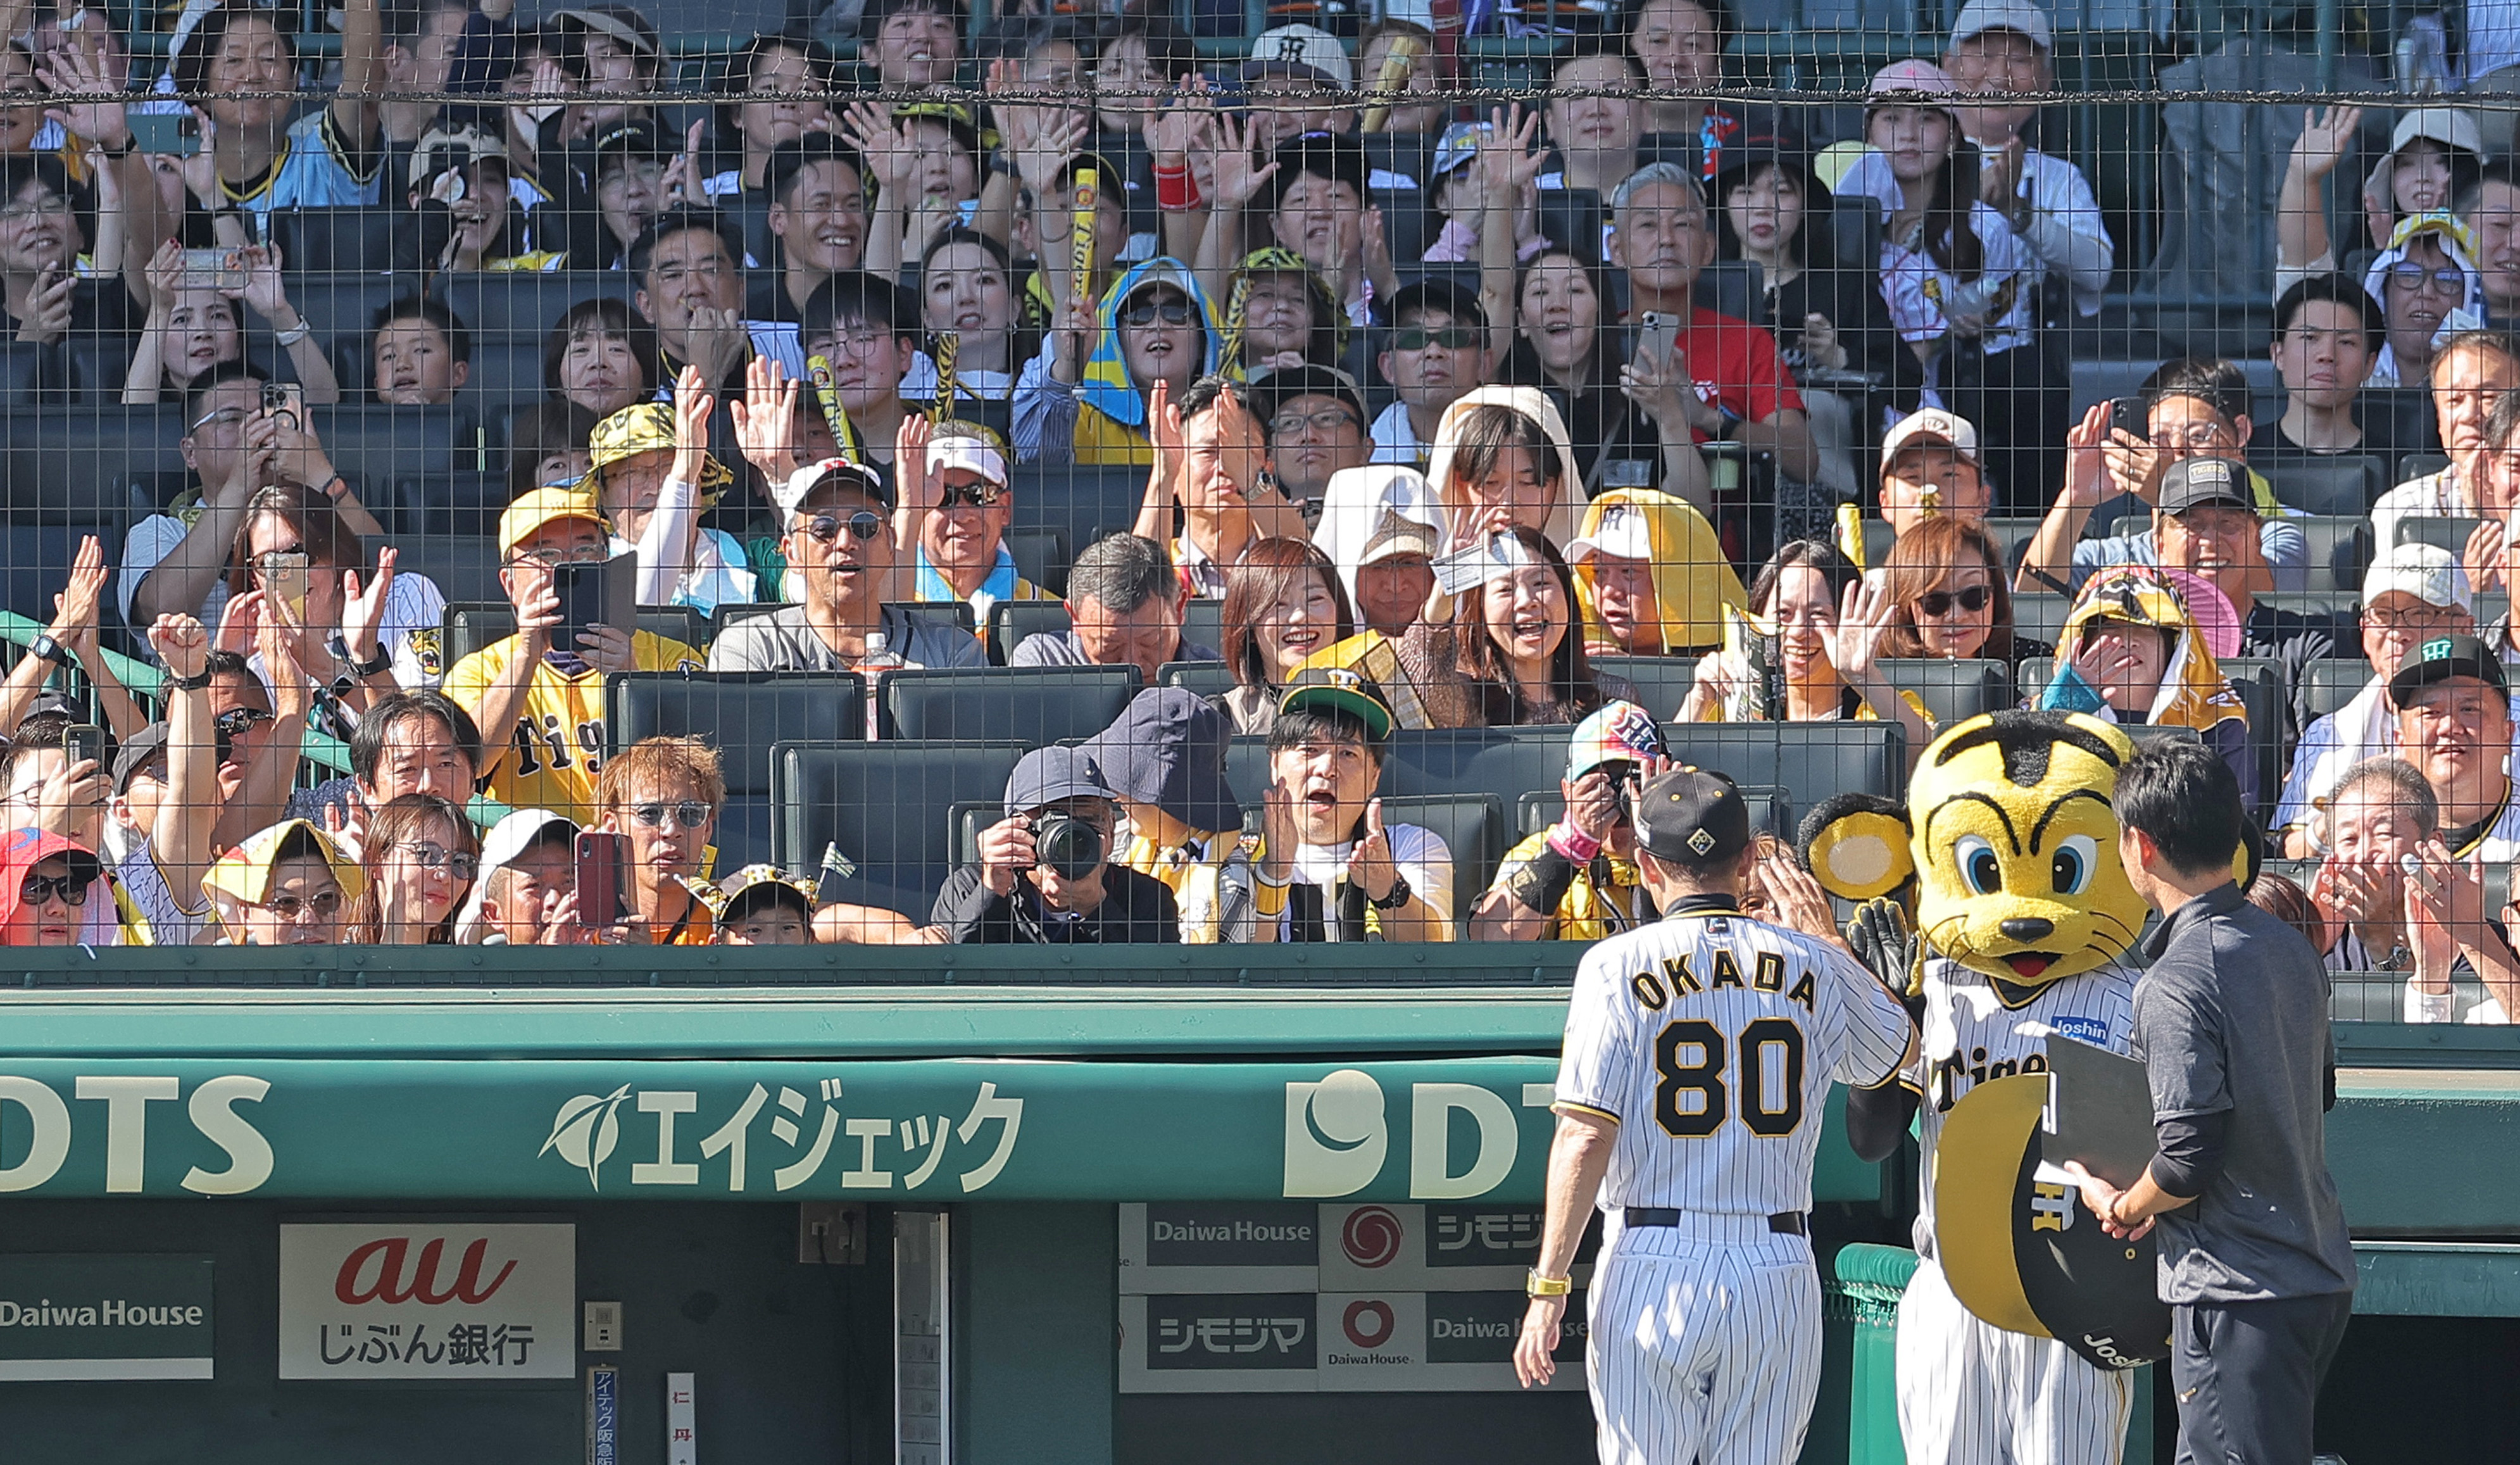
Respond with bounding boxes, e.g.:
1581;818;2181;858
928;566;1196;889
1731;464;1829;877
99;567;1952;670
2387;632;2511;706
2156;457;2255;517
1633;767;1752;865
1003;746;1113;815
111;722;168;793
1252;365;1368;434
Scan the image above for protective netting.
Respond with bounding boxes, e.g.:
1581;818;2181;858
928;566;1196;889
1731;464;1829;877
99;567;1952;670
0;0;2511;1014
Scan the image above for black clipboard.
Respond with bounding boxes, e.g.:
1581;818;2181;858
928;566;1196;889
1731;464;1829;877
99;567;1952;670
2036;1034;2159;1191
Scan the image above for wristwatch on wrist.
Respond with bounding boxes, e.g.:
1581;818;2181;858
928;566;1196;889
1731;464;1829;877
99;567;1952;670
1526;1270;1571;1298
1370;874;1414;911
325;632;392;680
27;633;70;666
165;666;215;693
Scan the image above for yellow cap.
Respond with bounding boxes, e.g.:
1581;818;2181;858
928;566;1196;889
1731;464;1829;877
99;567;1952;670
201;819;367;910
499;486;610;554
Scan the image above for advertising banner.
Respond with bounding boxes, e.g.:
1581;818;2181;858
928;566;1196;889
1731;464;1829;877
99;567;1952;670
0;1254;213;1380
277;1222;575;1380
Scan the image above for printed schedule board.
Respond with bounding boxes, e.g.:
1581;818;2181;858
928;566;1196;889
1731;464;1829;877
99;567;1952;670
1116;1203;1594;1393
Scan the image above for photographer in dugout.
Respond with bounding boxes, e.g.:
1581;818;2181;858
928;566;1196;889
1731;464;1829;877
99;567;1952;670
932;746;1180;943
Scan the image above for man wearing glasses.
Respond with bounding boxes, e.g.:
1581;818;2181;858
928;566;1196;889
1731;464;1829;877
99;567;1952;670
123;363;391;626
1256;365;1371;517
1370;279;1493;468
2278;543;2481;855
589;736;729;946
442;487;705;824
708;458;985;675
2017;357;2309;598
903;425;1049;624
630;210;805;393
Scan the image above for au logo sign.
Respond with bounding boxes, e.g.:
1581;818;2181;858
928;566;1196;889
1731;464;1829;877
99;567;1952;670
1282;1070;1553;1200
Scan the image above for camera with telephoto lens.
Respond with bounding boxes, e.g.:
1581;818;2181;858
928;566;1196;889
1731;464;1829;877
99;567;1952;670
1029;812;1105;880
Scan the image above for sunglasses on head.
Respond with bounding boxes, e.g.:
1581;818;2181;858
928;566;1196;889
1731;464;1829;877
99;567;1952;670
801;510;887;545
1913;583;1994;617
20;873;88;908
628;801;713;831
1391;325;1481;351
1119;298;1194;328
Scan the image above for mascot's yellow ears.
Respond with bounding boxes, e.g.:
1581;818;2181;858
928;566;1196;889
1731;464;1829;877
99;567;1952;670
1800;711;2152;990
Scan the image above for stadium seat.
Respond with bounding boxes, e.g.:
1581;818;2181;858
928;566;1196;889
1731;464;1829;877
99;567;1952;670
437;272;633;344
877;665;1140;742
607;670;867;871
389;531;504;608
770;739;1032;921
1591;655;1698;720
1879;659;2015;726
1182;599;1224;653
1009;465;1142;563
287;274;422;353
2300;660;2371;722
1160;660;1236;698
988;600;1071;664
442;603;711;665
1004;527;1070;598
2258;591;2357;622
1374;791;1503;924
2015;593;2070;646
2290;514;2371;594
2395;515;2484;555
3;408;185;520
1691;259;1765;327
2262;454;2386;517
310;404;479;496
266;206;432;279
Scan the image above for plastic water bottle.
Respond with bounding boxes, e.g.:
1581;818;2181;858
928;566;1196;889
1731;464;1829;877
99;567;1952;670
860;629;908;738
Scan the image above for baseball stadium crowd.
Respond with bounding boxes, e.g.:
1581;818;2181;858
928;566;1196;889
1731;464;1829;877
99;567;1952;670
0;0;2508;1015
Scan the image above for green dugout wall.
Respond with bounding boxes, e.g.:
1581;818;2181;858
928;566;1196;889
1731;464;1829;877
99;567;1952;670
0;946;2516;1463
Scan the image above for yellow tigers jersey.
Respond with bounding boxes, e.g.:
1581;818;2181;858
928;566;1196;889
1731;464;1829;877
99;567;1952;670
442;633;704;822
1073;403;1154;465
1493;831;1650;941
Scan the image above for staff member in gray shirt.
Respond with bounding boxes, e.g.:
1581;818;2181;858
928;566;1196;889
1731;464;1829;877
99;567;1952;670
708;457;987;674
2065;738;2357;1465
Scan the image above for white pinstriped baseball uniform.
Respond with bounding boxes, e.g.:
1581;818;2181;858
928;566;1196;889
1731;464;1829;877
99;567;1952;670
1895;955;2141;1465
1555;898;1912;1465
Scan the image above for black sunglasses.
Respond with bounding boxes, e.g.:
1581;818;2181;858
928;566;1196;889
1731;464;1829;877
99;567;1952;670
801;510;887;545
1119;299;1195;328
1913;584;1994;617
20;874;88;908
213;705;275;762
939;482;1006;510
1391;325;1481;351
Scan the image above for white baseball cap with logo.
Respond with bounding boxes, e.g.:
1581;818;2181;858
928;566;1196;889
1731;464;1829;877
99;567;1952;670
1879;407;1982;465
2362;541;2474;613
928;432;1009;488
1246;25;1354;90
1567;503;1654;563
1948;0;2054;51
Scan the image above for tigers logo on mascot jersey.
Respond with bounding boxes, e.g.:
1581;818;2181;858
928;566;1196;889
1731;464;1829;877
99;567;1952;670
1800;711;2195;1369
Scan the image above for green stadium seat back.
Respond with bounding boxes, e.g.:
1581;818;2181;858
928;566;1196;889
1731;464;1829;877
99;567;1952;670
988;600;1073;665
877;666;1141;742
772;739;1031;922
1590;655;1699;721
608;670;867;871
1160;660;1236;699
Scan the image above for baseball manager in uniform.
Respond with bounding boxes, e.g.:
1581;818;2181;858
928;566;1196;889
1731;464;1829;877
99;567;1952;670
1514;768;1917;1464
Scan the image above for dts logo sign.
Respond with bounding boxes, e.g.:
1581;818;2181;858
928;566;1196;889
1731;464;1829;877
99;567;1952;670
1282;1070;1555;1200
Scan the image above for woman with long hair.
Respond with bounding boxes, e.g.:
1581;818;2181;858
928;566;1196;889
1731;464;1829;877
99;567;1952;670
1219;538;1356;734
221;484;450;729
1473;119;1711;506
1876;515;2048;667
1677;539;1932;751
913;227;1037;439
124;239;339;405
351;793;479;945
1453;528;1627;726
545;298;661;420
1844;62;2056;513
